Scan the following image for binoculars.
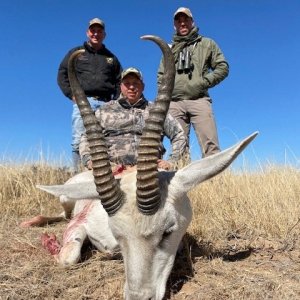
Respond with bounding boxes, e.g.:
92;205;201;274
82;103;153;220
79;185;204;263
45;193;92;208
177;48;193;74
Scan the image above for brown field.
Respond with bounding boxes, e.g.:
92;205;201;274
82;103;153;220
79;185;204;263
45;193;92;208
1;163;300;299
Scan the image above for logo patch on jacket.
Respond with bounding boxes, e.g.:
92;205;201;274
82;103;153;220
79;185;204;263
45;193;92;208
106;57;114;64
77;54;88;61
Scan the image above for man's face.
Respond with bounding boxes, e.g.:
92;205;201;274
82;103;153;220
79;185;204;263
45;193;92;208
86;24;106;46
174;13;194;36
121;74;144;104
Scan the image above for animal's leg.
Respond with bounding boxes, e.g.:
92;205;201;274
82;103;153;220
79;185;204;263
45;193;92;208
40;222;87;266
20;214;66;228
56;225;87;266
59;195;75;219
20;195;75;228
54;201;94;266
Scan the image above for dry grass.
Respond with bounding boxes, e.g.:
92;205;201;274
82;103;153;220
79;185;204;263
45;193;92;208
1;163;300;299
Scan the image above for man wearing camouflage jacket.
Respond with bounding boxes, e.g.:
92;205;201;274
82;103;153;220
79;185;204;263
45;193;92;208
79;67;187;171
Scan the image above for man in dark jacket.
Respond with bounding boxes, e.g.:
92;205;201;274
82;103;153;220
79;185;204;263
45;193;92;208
158;7;229;160
57;18;122;173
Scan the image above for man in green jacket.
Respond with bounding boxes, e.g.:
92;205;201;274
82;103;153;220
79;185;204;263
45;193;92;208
158;7;229;160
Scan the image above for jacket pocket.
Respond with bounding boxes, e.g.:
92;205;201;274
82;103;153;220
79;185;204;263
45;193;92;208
185;77;209;99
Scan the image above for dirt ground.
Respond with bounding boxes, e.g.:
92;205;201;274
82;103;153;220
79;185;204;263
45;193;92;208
1;218;300;300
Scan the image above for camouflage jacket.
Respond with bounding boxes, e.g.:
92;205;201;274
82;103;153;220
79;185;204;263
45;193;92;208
79;97;187;166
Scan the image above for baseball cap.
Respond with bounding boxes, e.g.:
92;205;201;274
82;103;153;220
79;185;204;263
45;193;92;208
88;18;105;29
121;67;143;81
174;7;193;19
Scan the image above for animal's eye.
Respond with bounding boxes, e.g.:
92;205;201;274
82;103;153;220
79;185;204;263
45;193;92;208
162;230;172;239
158;229;173;248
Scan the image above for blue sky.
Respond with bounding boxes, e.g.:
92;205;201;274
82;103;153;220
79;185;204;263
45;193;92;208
1;0;299;170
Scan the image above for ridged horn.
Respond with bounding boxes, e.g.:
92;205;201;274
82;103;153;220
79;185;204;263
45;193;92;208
68;49;124;216
136;35;175;215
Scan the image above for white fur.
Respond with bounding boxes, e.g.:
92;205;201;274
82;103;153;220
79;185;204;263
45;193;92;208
37;132;258;299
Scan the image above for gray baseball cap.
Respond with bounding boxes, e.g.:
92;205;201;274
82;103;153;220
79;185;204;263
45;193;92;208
174;7;193;19
88;18;105;29
121;67;143;81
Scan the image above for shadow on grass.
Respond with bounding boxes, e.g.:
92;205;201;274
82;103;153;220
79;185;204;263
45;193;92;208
164;232;253;299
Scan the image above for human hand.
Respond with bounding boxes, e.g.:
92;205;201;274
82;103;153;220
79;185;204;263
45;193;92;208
157;159;172;170
87;160;93;170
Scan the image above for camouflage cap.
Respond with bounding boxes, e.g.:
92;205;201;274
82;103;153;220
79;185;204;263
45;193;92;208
121;67;143;81
174;7;193;19
88;18;105;29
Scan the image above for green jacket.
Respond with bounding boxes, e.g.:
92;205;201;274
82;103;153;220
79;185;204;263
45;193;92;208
158;35;229;100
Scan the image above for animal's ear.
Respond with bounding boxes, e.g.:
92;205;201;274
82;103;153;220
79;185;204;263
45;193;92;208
169;132;258;195
36;182;99;199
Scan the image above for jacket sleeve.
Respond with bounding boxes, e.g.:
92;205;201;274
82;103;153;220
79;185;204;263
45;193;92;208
157;42;172;87
163;113;187;162
204;39;229;88
57;50;74;100
157;58;164;87
113;57;123;99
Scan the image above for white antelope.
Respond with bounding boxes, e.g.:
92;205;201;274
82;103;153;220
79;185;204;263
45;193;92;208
32;35;258;300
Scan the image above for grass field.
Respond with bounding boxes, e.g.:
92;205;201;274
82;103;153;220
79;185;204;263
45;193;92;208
1;163;300;299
